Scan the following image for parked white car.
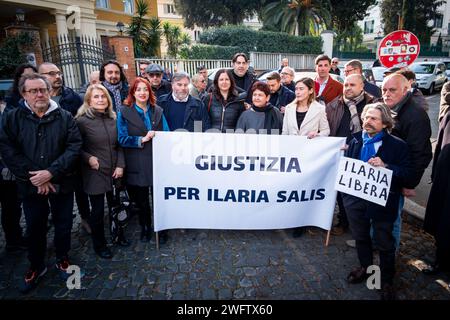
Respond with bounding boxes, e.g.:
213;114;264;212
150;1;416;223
372;66;387;88
409;61;447;95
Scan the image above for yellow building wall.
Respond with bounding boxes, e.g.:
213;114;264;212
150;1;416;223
95;0;158;25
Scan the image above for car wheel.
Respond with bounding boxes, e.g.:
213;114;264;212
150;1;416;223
428;82;434;95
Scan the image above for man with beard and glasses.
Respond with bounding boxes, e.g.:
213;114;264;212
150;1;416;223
99;60;129;111
39;62;82;116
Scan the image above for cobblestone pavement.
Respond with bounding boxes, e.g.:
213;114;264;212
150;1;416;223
0;209;449;300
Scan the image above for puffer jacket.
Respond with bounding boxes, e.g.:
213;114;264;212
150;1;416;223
203;92;246;132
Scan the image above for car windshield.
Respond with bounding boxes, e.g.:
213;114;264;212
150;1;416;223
372;68;386;81
410;64;435;74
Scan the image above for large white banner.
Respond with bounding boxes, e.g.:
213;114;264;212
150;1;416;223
153;132;345;232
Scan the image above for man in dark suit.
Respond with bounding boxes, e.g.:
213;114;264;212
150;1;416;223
343;102;411;300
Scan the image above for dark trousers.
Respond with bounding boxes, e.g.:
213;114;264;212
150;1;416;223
126;185;152;228
0;180;23;245
22;192;74;270
336;192;348;227
74;177;90;219
346;200;396;285
88;192;113;251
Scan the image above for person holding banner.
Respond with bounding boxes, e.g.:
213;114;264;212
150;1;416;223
117;78;170;244
343;102;411;300
236;81;283;134
282;77;330;237
76;84;125;258
203;69;246;132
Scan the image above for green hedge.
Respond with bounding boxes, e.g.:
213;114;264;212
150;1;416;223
199;25;322;55
179;44;240;59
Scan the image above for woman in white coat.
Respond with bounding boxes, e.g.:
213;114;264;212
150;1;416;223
282;77;330;237
282;77;330;137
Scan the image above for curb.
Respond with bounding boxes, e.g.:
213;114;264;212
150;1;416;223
402;198;426;228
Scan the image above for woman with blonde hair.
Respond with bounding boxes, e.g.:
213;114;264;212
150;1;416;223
76;84;126;259
282;77;330;237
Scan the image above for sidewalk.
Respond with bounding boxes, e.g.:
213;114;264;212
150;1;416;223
1;204;449;300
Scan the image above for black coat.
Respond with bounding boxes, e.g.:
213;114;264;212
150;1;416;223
152;80;172;99
269;85;295;110
424;111;450;249
391;92;432;189
0;100;82;195
59;86;83;116
343;131;411;222
203;92;245;132
118;104;164;187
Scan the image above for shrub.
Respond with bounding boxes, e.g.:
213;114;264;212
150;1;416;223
199;25;322;55
179;44;240;59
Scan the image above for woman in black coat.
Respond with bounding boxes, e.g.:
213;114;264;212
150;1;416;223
117;78;170;243
423;109;450;274
76;84;126;259
203;69;246;132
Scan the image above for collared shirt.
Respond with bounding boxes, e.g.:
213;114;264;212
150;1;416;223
317;78;329;96
172;93;189;103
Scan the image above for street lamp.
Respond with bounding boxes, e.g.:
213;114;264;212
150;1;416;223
15;9;25;24
116;21;125;36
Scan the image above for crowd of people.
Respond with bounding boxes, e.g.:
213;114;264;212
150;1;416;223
0;51;448;301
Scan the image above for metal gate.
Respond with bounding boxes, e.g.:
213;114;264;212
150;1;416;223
42;35;115;92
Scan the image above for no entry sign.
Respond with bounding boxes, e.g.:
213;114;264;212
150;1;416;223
378;30;420;68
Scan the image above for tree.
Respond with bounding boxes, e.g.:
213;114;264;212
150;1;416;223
329;0;376;33
173;0;263;28
127;0;150;57
126;0;162;57
162;22;191;57
145;17;162;57
261;0;332;36
380;0;446;44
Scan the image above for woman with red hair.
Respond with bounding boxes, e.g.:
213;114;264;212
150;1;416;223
117;78;169;243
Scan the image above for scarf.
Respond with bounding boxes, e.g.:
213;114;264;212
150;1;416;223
103;81;123;108
253;103;281;134
343;91;365;133
360;130;385;162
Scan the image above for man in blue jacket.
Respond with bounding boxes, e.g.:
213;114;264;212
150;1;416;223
343;102;411;300
158;72;210;132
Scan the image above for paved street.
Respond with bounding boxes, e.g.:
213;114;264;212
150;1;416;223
0;92;448;301
0;207;449;300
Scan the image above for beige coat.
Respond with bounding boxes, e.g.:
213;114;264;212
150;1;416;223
282;99;330;136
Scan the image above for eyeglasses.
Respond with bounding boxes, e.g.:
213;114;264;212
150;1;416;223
332;61;339;64
41;71;63;77
344;68;356;74
280;72;293;76
148;73;162;78
24;88;49;95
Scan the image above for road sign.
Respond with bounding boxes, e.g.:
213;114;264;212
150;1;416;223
378;30;420;68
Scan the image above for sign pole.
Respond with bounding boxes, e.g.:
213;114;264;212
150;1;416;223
325;230;331;247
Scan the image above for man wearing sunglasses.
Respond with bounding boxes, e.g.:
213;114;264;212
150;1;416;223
145;64;172;99
38;62;82;116
330;57;341;76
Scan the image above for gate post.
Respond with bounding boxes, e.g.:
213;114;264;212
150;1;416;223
107;36;136;84
75;36;87;86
